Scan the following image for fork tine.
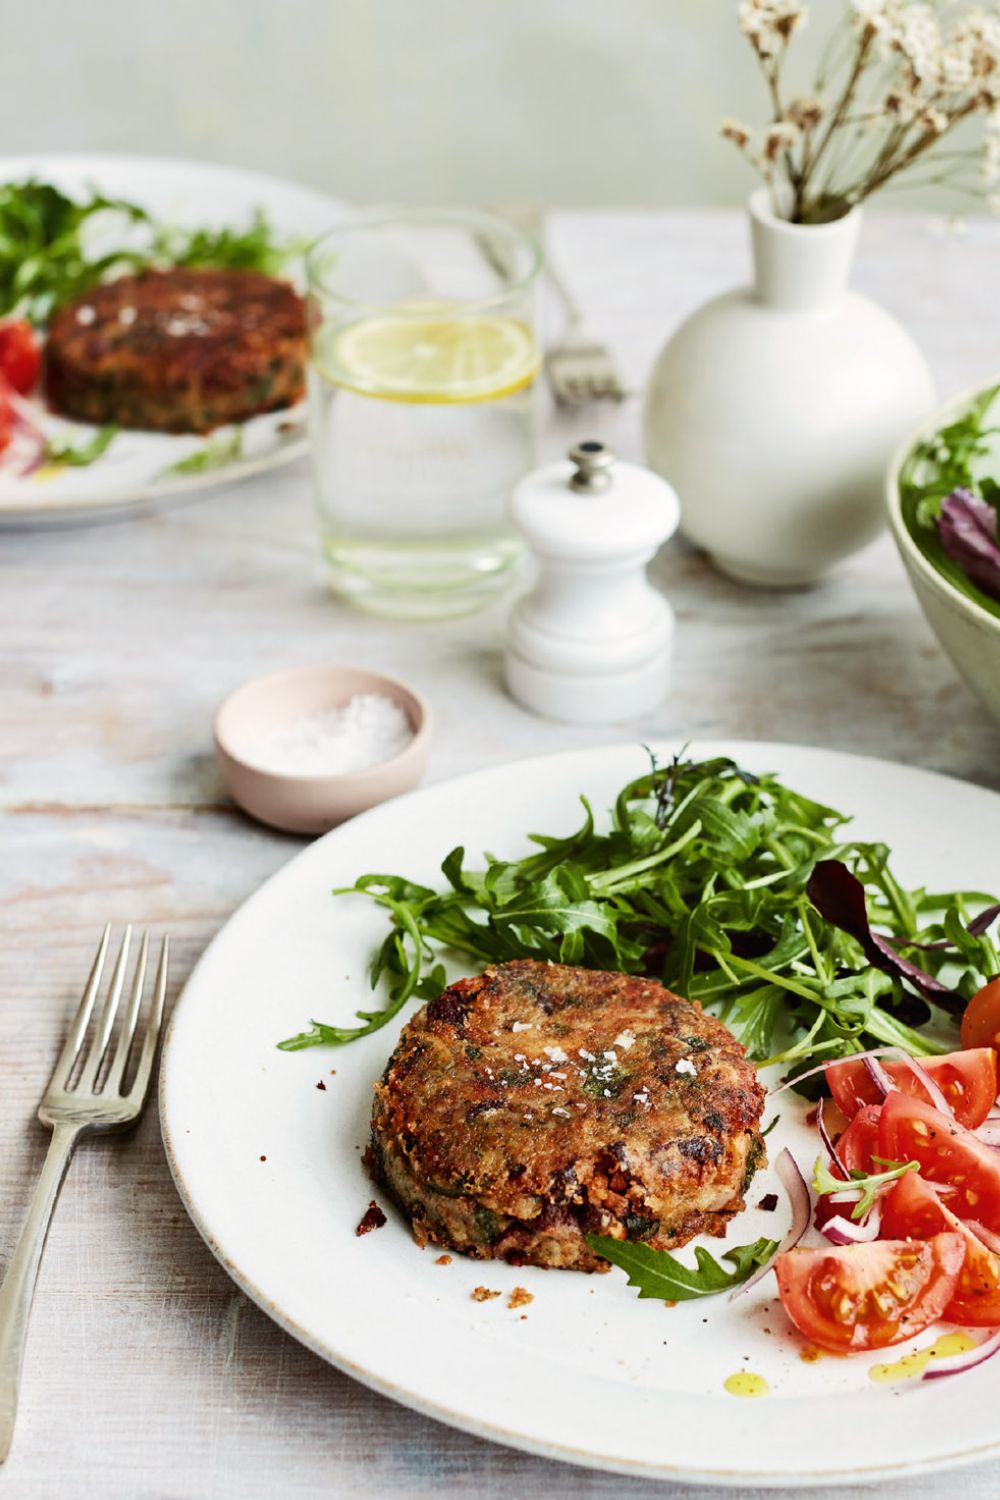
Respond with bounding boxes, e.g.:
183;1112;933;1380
48;925;111;1090
126;936;169;1105
76;927;131;1091
104;931;148;1093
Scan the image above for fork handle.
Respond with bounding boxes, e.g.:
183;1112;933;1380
0;1123;79;1463
538;246;585;329
486;205;585;328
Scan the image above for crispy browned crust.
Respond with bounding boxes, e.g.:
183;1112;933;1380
366;960;766;1272
44;268;306;433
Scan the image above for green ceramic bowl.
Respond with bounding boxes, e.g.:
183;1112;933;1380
887;379;1000;726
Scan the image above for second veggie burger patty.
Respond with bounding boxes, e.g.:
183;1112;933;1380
44;267;306;433
366;959;766;1272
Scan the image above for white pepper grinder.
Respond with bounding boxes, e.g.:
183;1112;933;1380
505;441;680;724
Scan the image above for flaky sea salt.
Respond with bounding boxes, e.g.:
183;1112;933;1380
250;693;413;776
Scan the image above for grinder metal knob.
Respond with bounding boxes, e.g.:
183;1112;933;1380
568;440;616;494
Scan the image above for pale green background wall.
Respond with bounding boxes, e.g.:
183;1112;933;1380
4;0;953;211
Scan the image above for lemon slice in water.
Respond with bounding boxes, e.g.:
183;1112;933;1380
318;309;539;404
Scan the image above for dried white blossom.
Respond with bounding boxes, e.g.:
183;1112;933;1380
786;95;825;128
941;43;976;87
739;0;808;56
918;107;949;134
852;0;904;37
720;115;753;148
896;5;942;81
881;88;921;123
763;119;802;159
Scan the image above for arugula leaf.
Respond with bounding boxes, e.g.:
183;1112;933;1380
152;208;309;278
584;1234;779;1300
160;427;243;477
812;1155;919;1220
43;425;117;467
0;179;151;322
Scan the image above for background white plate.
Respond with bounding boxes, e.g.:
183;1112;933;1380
0;153;343;527
160;741;1000;1487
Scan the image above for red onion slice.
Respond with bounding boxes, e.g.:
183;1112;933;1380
770;1047;956;1120
862;1053;895;1099
767;1059;841;1096
896;1054;951;1115
3;389;46;477
730;1147;810;1301
922;1328;1000;1381
769;1046;913;1097
975;1118;1000;1149
821;1204;882;1245
967;1220;1000;1256
817;1096;848;1178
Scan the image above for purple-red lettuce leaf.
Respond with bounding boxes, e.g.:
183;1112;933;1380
938;488;1000;602
806;859;956;1002
968;902;1000;939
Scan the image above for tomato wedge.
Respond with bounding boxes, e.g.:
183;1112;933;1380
825;1050;997;1129
882;1171;1000;1326
0;318;40;396
878;1092;1000;1229
836;1102;883;1174
774;1233;965;1352
962;977;1000;1055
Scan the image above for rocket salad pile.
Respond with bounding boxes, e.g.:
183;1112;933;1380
281;751;1000;1064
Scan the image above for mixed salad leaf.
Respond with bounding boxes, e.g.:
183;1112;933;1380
583;1233;779;1300
0;178;298;326
159;427;244;477
279;751;1000;1065
899;385;1000;619
42;424;117;468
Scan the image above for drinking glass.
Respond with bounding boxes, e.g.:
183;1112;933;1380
306;210;542;619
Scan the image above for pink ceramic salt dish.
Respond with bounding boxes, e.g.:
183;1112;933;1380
213;664;432;836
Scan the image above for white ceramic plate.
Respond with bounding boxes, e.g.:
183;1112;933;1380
0;153;343;527
160;741;1000;1487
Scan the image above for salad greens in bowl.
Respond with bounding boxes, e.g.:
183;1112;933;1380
888;381;1000;726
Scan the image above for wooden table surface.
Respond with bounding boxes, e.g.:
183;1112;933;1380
3;207;1000;1500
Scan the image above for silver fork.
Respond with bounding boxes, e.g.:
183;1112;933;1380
544;254;627;407
484;205;626;406
0;926;168;1463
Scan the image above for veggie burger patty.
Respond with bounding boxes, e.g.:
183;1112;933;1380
44;267;306;434
366;959;766;1272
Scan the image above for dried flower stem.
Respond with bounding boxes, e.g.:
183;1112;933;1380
722;0;1000;223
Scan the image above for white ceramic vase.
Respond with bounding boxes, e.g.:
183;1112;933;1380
643;190;936;587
